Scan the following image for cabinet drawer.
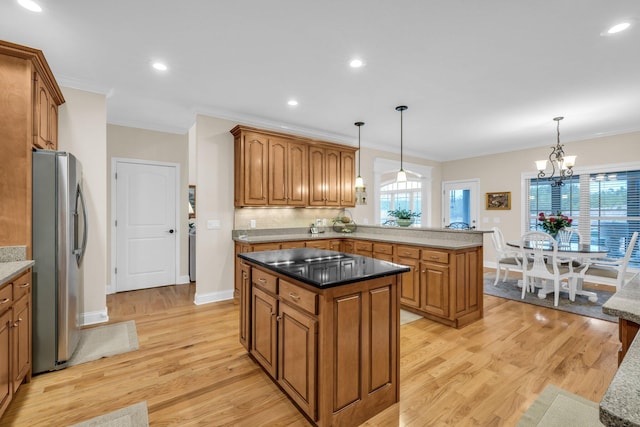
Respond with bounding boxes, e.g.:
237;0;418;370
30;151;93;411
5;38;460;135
281;241;305;249
354;241;373;252
305;240;329;250
279;280;318;315
252;268;278;294
422;250;449;264
252;243;281;251
373;243;393;255
396;246;420;259
12;271;31;301
0;284;12;310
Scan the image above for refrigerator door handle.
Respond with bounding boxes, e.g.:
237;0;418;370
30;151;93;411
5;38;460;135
75;184;89;266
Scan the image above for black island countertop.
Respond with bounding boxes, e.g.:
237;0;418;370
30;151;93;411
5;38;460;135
238;248;410;289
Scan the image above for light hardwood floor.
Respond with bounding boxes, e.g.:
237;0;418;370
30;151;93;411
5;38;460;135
1;274;619;426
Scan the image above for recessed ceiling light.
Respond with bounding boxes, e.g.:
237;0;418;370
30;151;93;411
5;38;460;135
152;62;168;71
350;59;364;68
287;99;298;106
607;22;631;34
17;0;42;12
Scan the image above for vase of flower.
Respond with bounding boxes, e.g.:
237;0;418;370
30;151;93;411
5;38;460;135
538;211;572;238
387;209;421;227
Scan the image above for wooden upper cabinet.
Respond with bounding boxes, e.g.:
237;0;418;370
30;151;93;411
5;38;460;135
268;138;308;206
231;125;356;208
0;40;64;253
340;151;355;207
309;147;341;207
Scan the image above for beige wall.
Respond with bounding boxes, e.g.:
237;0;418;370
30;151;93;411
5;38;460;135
58;87;108;324
106;125;190;285
442;131;640;265
192;115;237;302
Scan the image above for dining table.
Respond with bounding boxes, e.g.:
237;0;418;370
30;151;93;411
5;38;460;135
506;240;610;302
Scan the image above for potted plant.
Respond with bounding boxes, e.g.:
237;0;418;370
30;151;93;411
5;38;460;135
387;209;421;227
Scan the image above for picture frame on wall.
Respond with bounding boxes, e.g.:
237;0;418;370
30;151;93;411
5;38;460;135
486;191;511;210
189;185;196;218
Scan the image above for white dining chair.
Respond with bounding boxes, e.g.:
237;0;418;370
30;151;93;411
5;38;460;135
580;231;638;291
519;231;582;306
557;229;583;247
490;227;522;286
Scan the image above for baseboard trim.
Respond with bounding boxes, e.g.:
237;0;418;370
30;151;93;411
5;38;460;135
194;290;234;305
81;309;109;326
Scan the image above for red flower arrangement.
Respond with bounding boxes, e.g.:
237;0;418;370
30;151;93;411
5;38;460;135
538;211;572;234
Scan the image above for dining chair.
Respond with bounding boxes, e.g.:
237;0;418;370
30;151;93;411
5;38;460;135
580;231;639;291
557;229;583;246
490;227;522;286
519;231;582;306
446;222;471;229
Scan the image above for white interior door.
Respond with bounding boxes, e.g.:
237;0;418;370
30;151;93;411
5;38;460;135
115;161;177;292
442;179;479;229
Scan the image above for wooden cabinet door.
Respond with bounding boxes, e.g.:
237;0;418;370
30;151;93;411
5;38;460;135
0;308;11;415
251;286;278;378
239;263;251;351
341;240;355;254
268;138;288;205
278;302;317;420
328;240;342;251
243;133;269;206
234;243;252;298
340;151;356;206
421;262;450;317
33;74;49;150
324;149;341;206
396;257;420;308
309;146;326;206
12;294;30;392
287;141;308;206
47;100;58;150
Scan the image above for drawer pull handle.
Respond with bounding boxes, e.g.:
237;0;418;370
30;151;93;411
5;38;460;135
19;283;30;288
12;318;22;327
288;292;300;300
430;256;439;260
0;298;9;304
258;278;266;283
276;315;282;321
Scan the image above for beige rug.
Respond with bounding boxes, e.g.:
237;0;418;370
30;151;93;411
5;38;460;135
400;309;423;325
69;401;149;427
517;384;603;426
68;320;139;367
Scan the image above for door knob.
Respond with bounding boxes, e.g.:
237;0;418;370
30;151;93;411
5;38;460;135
168;229;175;233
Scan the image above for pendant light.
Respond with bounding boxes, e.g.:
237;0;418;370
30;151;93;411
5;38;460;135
535;116;576;187
396;105;408;182
354;122;367;205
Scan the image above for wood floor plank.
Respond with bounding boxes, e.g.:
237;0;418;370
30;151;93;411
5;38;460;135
0;278;619;426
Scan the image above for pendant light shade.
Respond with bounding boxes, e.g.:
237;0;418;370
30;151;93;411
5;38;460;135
354;121;367;205
396;105;408;183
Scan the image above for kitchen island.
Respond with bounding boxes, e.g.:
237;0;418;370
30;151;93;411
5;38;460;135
238;248;410;427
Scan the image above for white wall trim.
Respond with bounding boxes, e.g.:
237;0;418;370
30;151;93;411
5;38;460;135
177;274;191;285
110;157;182;294
80;308;109;326
194;290;234;305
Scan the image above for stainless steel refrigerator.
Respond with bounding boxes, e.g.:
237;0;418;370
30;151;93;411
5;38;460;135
32;150;88;374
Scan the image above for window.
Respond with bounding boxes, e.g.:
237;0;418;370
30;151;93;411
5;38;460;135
380;179;422;226
526;166;640;267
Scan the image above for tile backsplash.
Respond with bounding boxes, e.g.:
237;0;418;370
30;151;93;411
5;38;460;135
235;207;349;230
0;246;27;262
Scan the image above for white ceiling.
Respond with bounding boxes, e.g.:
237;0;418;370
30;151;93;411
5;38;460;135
2;1;639;161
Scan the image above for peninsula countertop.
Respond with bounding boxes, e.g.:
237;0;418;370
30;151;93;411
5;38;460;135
233;225;488;250
238;248;410;289
600;280;640;426
0;245;33;283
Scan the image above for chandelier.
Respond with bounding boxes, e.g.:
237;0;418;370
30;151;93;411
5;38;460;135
354;121;367;205
535;116;576;187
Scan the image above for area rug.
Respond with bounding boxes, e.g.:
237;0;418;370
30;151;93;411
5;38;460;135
484;274;617;323
69;401;149;427
517;384;602;426
400;309;423;325
68;320;139;367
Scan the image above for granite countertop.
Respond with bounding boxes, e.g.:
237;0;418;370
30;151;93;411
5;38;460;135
0;261;35;284
234;230;482;250
0;246;33;283
600;280;640;426
239;248;410;289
